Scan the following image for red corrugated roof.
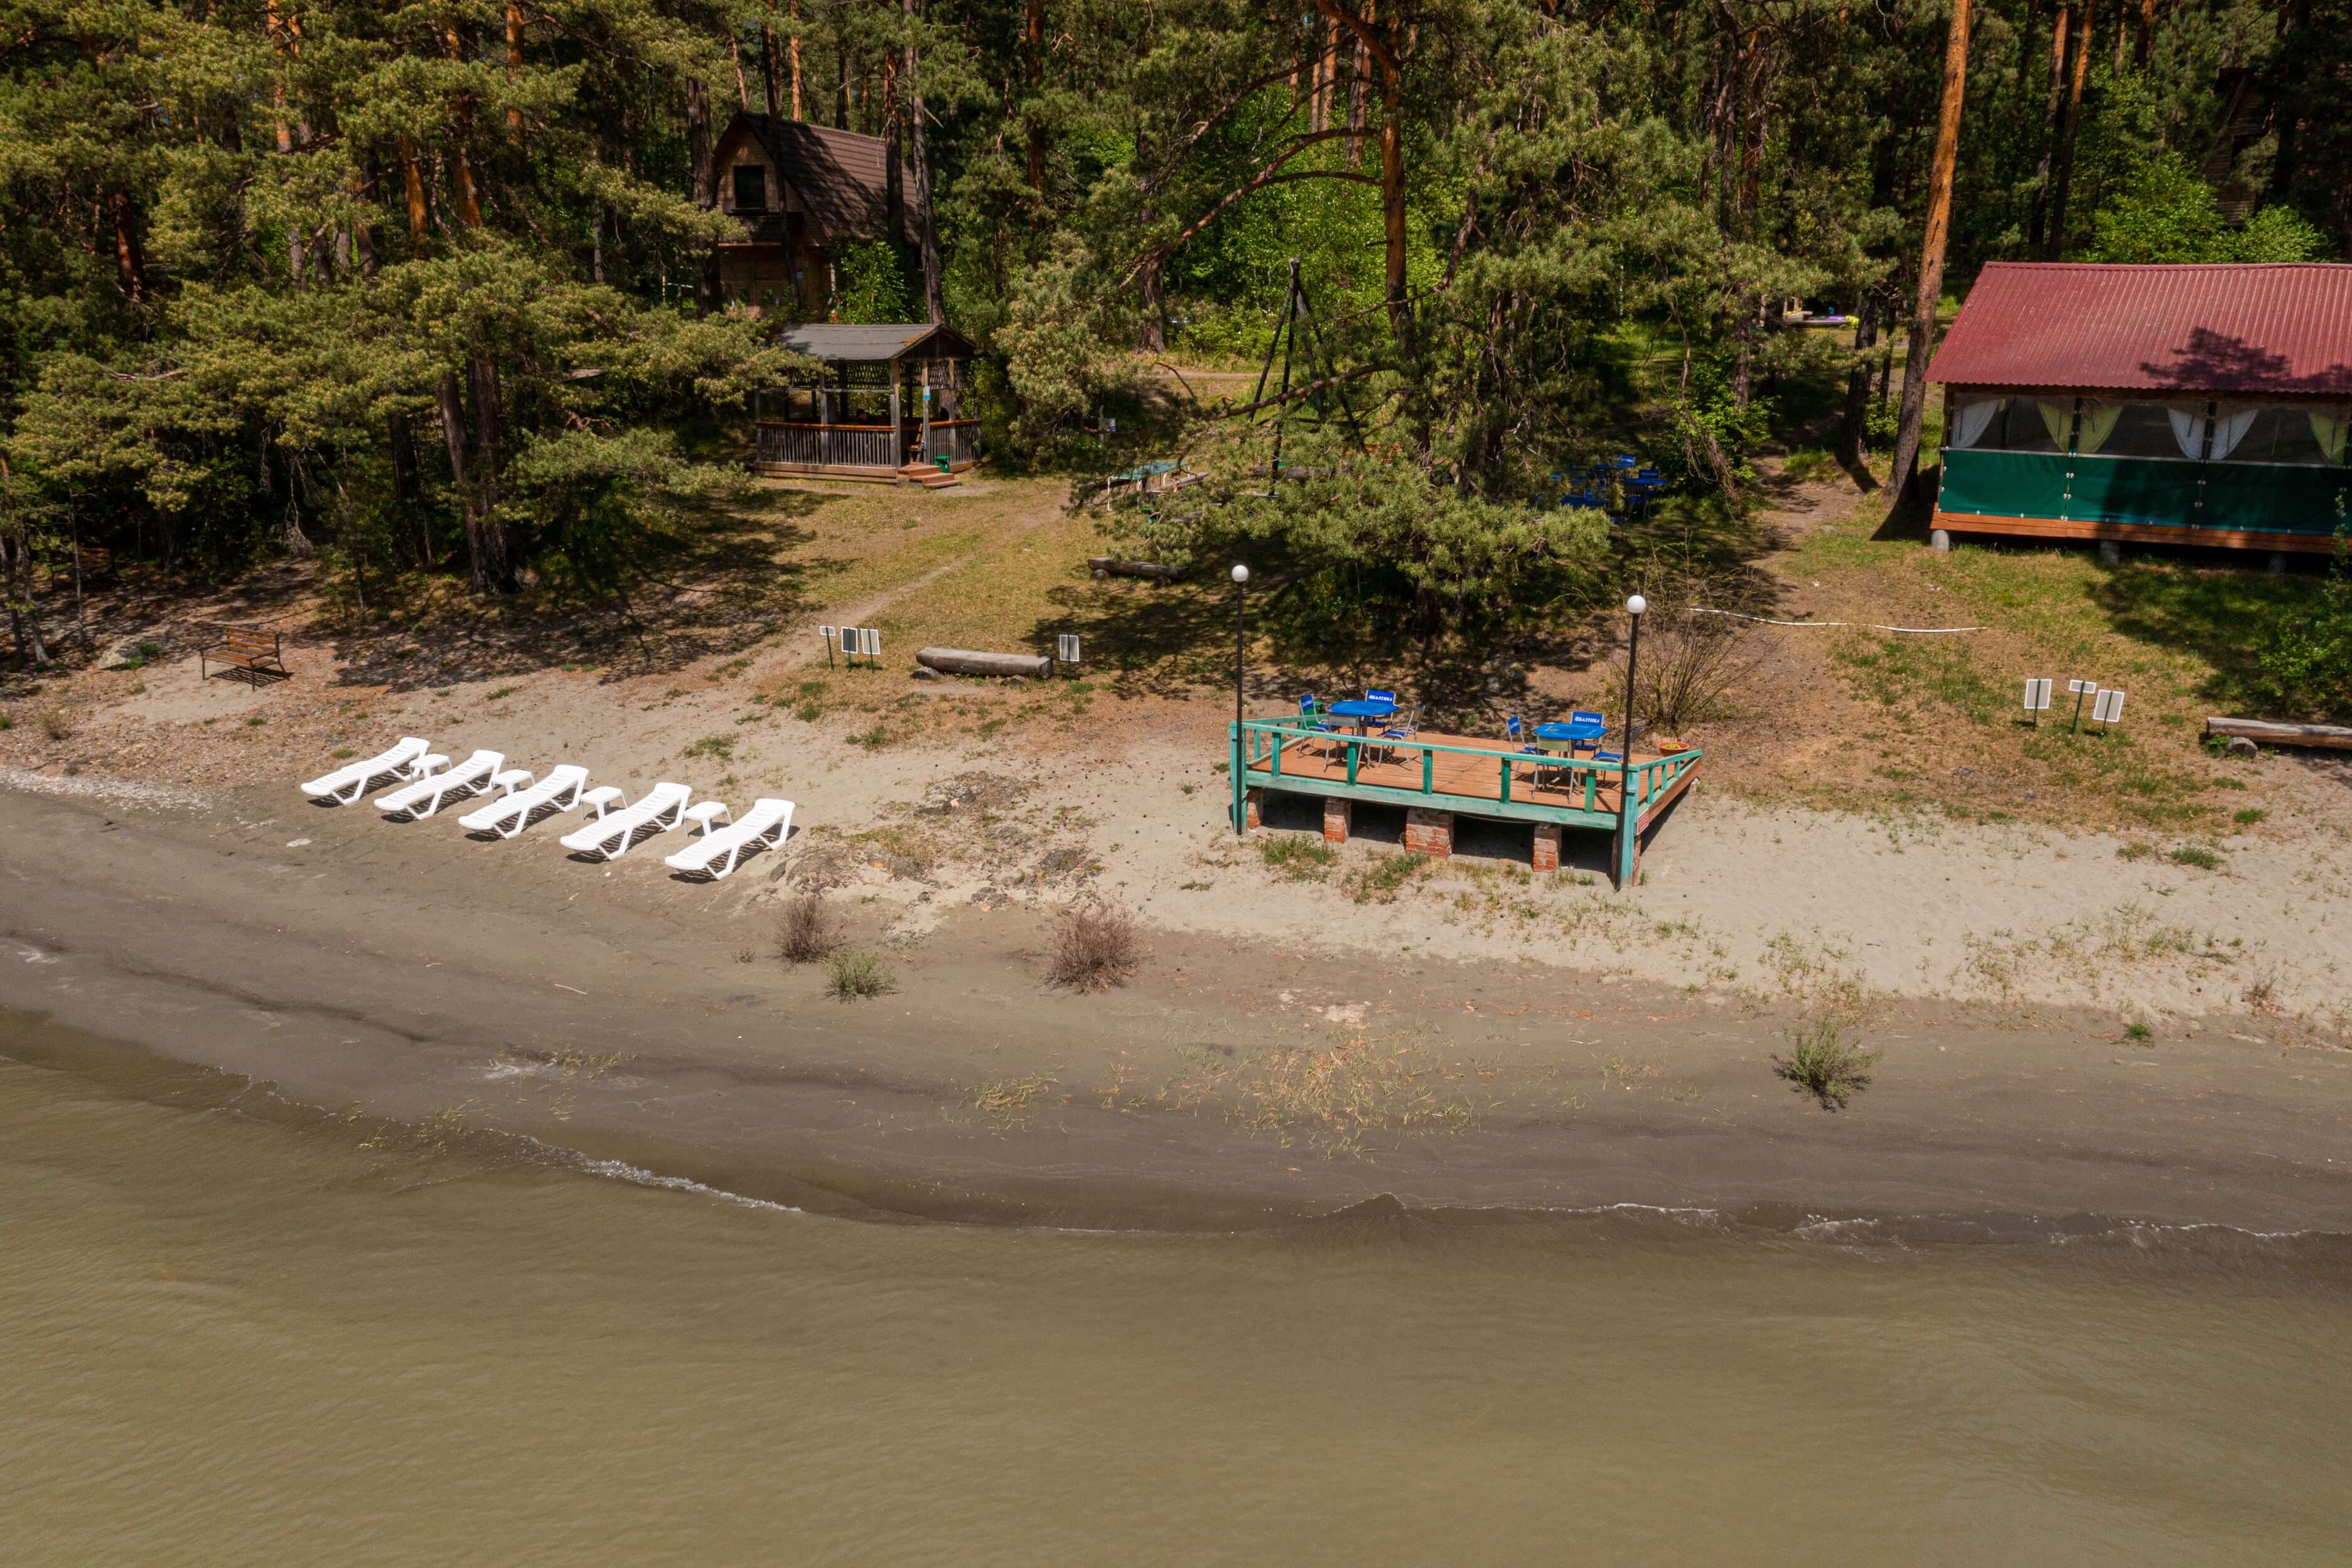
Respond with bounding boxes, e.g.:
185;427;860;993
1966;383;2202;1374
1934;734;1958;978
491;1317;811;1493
1926;262;2352;395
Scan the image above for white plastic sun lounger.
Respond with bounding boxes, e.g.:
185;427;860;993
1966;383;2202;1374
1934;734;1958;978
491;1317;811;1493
374;749;508;819
662;798;795;881
458;763;589;839
301;737;432;803
558;781;691;860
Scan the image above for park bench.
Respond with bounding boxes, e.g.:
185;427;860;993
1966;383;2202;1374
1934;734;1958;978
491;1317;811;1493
199;622;289;682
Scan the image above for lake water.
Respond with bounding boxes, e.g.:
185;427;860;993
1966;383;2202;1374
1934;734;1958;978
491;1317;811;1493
5;1033;2349;1565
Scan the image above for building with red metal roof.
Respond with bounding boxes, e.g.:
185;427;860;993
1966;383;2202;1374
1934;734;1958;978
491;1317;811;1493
1925;263;2351;557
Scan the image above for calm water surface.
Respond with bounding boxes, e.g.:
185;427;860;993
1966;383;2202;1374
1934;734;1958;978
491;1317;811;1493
4;1046;2349;1566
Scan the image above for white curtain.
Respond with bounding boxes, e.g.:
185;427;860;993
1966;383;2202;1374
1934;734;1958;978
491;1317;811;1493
2166;404;2208;459
2035;399;2075;448
1947;397;2000;450
2209;405;2261;461
2311;408;2350;464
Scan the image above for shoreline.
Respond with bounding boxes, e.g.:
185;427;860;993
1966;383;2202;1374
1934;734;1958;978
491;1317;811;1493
7;782;2351;1234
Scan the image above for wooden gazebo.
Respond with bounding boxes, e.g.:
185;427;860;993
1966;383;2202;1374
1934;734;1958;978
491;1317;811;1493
753;323;979;484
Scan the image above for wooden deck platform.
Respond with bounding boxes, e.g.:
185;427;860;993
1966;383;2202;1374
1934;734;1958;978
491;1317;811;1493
1230;719;1704;889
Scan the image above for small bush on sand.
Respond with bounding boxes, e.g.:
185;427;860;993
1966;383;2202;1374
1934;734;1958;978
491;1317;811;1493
1771;1018;1879;1109
0;711;13;731
777;893;844;964
1048;901;1143;992
40;707;72;741
824;950;894;1001
1261;837;1338;880
2167;844;2222;871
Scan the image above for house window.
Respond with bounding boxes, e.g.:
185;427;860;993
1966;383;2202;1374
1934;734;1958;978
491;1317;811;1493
733;165;768;212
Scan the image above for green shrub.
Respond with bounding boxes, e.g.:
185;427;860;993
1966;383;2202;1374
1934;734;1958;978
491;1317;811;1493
2255;530;2352;721
2168;844;2223;871
1771;1018;1879;1109
825;950;895;1001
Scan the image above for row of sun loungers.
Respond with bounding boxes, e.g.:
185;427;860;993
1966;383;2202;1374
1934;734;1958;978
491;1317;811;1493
298;738;794;881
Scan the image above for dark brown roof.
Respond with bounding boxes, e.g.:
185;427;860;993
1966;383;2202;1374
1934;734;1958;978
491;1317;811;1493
722;114;918;246
1927;262;2352;397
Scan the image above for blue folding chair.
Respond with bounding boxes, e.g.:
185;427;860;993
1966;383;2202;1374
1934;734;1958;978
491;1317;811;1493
1373;705;1420;765
1365;689;1398;714
1569;709;1606;758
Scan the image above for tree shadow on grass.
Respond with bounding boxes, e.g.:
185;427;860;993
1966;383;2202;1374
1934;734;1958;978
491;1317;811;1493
2086;556;2322;714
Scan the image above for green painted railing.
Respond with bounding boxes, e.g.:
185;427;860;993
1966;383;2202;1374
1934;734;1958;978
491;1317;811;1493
1228;717;1704;888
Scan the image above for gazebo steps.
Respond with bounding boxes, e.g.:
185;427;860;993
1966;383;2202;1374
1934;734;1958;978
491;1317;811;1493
897;463;962;488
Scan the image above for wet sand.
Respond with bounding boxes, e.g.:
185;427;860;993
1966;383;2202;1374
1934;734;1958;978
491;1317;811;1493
6;782;2350;1233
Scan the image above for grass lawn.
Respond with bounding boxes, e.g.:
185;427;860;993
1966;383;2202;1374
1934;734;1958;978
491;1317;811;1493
1707;483;2333;836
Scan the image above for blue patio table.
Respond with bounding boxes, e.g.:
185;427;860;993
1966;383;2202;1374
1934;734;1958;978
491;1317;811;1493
1535;718;1606;748
1324;698;1395;734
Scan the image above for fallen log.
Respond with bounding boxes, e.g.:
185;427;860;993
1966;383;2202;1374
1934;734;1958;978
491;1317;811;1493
1086;556;1186;581
916;646;1051;679
2203;716;2352;752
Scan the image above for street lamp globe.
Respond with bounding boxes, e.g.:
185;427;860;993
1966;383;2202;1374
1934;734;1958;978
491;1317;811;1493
1232;564;1250;585
1626;593;1647;616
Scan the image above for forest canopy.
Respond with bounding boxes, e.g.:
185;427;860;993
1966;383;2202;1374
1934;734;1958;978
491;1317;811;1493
2;0;2346;652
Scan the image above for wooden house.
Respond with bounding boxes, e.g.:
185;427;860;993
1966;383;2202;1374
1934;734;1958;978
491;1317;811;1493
711;113;920;318
754;323;979;483
1927;263;2351;559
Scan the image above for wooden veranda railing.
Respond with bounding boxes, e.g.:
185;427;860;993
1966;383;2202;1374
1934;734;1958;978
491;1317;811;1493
1228;717;1704;888
923;419;980;466
756;422;898;470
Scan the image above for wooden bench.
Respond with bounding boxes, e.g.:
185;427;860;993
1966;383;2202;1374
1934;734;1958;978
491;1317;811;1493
199;623;289;682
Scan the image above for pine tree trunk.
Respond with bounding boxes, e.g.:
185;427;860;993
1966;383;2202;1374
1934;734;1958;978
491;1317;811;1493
788;1;803;118
687;75;720;313
505;3;525;138
761;13;784;122
1024;0;1046;190
109;190;148;306
2027;2;2070;252
2046;0;2093;259
883;52;903;246
901;7;945;325
1889;0;1972;501
1836;294;1882;484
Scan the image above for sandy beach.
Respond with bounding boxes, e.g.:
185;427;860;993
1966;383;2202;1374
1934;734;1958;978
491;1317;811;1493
6;488;2351;1234
5;739;2350;1232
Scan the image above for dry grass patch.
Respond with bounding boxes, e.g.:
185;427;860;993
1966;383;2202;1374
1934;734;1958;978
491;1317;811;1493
1046;901;1144;992
777;893;844;964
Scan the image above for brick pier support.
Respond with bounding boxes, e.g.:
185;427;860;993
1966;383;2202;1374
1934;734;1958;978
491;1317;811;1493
1404;807;1454;858
1243;788;1264;830
1531;821;1562;872
1323;797;1353;844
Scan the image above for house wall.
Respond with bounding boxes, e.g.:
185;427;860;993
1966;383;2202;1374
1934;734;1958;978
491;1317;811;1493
713;134;828;318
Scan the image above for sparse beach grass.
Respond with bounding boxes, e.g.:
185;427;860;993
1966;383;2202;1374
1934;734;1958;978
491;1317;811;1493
824;950;895;1001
